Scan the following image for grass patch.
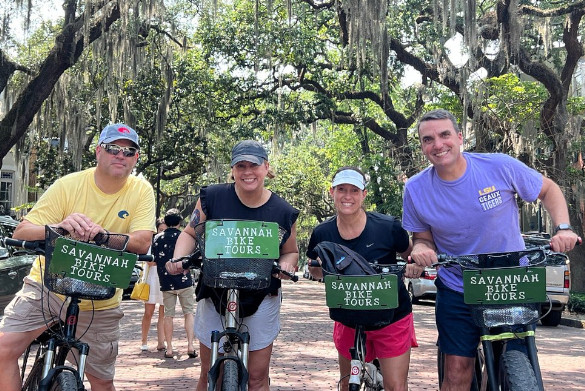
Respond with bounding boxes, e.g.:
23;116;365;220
568;291;585;314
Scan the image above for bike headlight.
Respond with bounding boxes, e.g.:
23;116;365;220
474;305;539;327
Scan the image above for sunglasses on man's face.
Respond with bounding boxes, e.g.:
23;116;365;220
100;143;138;157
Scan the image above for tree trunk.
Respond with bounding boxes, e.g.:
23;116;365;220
0;5;121;168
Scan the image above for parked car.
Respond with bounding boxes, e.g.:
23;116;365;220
403;265;437;303
523;232;571;327
0;216;37;314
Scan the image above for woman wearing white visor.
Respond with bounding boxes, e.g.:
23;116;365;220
306;166;419;391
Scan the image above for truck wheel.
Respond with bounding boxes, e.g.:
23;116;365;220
540;309;562;327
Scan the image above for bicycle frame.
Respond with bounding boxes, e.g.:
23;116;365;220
4;227;150;391
29;296;88;391
435;247;554;391
207;288;250;391
476;309;544;391
184;219;296;391
348;325;383;391
316;265;403;391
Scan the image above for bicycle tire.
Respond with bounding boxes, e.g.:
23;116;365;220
48;371;78;391
500;350;539;391
221;359;240;391
22;358;44;391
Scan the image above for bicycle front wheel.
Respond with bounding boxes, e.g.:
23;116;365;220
500;350;539;391
221;359;240;391
48;371;79;391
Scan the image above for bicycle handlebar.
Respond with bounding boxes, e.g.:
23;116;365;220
170;250;298;282
432;238;581;268
433;245;551;268
170;250;203;270
274;263;298;282
308;258;405;275
3;237;42;252
308;259;320;268
2;237;153;262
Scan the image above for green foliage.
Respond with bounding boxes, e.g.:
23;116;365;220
567;97;585;116
568;291;585;314
268;123;407;260
33;139;76;189
476;74;547;132
11;202;36;214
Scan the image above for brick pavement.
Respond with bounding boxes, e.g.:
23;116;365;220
111;280;584;390
12;279;580;390
115;280;439;390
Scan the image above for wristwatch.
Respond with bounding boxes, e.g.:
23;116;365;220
554;223;573;234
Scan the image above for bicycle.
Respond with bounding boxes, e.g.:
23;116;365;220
172;219;297;391
309;249;406;391
434;244;574;391
1;225;153;391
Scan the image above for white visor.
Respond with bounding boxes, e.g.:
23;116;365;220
331;169;366;190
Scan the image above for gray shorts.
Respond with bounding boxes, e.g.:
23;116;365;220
162;286;195;317
0;278;123;380
194;289;281;352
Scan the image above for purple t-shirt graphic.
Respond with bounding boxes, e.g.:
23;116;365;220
402;152;543;292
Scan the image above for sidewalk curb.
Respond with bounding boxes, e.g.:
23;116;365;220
560;317;585;328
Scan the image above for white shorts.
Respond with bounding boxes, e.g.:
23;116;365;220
144;264;163;305
194;289;281;352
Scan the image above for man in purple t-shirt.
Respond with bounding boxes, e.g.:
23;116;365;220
402;109;579;391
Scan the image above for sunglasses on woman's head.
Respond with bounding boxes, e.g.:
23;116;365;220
100;143;138;157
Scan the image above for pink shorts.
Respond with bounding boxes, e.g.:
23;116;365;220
333;313;418;362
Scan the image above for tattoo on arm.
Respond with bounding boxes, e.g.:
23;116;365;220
189;209;201;228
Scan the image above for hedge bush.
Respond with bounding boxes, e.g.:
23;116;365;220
568;291;585;314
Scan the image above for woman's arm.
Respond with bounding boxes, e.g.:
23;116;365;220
276;223;299;280
166;200;206;274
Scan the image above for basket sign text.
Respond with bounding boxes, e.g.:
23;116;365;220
324;274;399;310
204;220;280;259
49;237;137;288
463;267;546;305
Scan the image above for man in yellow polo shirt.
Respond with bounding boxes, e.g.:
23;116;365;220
0;124;155;391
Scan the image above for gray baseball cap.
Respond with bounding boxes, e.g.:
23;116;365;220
98;124;139;148
230;140;268;166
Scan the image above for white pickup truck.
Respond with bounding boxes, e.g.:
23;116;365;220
523;232;570;327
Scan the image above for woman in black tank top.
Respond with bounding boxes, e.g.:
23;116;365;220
167;140;299;391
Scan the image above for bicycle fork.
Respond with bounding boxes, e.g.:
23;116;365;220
208;289;250;391
38;298;88;391
348;327;383;391
480;325;544;391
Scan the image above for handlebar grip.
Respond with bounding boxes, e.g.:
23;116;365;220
272;262;298;282
280;268;298;282
174;250;201;270
2;237;42;251
308;259;320;267
138;254;154;262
